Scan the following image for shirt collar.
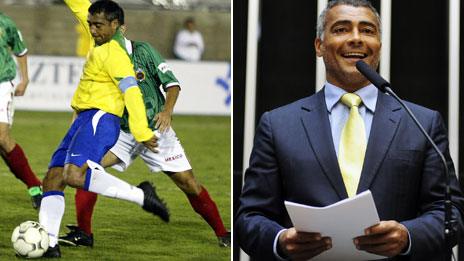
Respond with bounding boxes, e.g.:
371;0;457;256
324;82;378;113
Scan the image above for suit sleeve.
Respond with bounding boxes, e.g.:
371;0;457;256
401;111;464;260
235;112;288;260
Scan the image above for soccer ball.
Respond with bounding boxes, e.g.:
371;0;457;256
11;221;49;258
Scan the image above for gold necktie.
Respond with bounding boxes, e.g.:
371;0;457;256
338;93;366;198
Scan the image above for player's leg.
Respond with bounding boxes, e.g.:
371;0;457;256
62;111;141;202
64;112;168;221
101;150;123;167
39;114;83;258
141;127;229;246
0;123;43;208
75;189;97;240
40;167;67;252
166;170;230;246
74;151;122;241
56;189;97;247
59;151;122;247
60;131;169;248
43;110;136;256
0;82;42;208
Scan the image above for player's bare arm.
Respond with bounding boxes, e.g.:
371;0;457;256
14;54;29;96
155;86;180;133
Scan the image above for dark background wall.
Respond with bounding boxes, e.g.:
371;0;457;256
390;1;448;119
232;0;247;260
255;1;318;119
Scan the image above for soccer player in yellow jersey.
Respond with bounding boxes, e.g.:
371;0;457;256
39;1;169;258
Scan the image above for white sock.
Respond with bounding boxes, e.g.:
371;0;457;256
39;192;65;248
85;160;144;206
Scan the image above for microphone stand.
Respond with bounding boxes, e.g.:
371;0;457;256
384;87;457;261
355;61;458;261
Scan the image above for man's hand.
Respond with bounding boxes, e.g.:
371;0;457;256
278;227;332;260
14;80;28;96
154;111;172;133
142;135;159;153
354;220;409;257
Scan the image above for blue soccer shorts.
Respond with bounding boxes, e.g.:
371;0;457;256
49;109;120;168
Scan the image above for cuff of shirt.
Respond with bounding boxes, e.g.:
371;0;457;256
273;229;289;261
399;228;412;255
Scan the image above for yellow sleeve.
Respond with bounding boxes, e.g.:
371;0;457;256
104;43;135;83
64;0;93;50
103;43;153;142
124;87;154;142
75;23;91;57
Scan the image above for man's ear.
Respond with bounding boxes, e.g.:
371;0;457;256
315;38;324;57
111;20;119;31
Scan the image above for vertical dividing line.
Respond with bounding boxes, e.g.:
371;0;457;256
449;0;460;175
242;0;260;174
448;0;460;259
315;0;327;92
380;0;391;81
240;1;260;260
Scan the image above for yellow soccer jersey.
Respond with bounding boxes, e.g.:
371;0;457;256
65;0;153;142
71;37;133;117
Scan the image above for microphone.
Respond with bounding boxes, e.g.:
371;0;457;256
356;60;458;260
355;61;390;92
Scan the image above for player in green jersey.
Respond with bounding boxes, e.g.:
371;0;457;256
0;12;43;209
59;26;230;248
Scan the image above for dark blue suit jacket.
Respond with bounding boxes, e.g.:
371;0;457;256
236;90;464;260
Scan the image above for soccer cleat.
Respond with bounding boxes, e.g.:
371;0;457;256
217;232;231;247
28;186;43;209
137;181;170;222
42;244;61;258
58;225;94;247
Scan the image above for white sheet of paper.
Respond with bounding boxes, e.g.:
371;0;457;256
285;190;385;261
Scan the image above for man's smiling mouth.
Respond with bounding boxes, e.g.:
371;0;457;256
342;52;367;59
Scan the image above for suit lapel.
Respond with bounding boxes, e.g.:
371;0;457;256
300;90;347;200
357;92;402;193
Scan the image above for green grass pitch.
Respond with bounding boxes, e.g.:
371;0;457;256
0;111;231;260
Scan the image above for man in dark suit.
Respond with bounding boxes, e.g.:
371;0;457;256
235;0;464;260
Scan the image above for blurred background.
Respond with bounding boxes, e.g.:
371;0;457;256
1;0;230;60
1;0;231;115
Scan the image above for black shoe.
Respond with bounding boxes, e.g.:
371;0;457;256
58;225;94;247
218;232;231;247
43;244;61;258
137;181;170;222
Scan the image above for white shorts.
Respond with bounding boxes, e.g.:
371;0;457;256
110;127;192;173
0;81;15;125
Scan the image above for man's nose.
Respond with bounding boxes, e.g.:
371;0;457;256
348;29;363;46
90;26;97;36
